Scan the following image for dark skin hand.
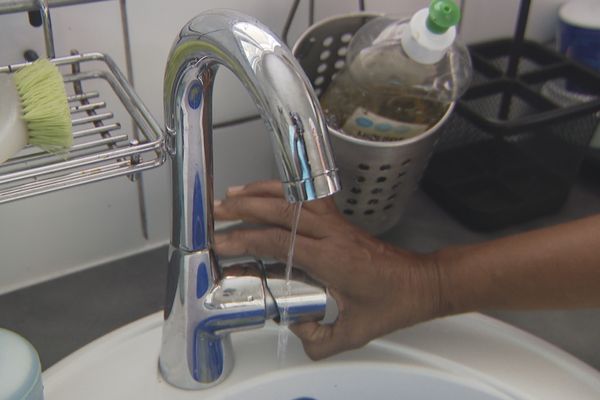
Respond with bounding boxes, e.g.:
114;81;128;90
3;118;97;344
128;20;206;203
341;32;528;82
214;180;443;360
214;180;600;360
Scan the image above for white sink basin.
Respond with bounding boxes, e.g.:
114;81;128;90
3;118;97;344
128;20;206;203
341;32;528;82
43;313;600;399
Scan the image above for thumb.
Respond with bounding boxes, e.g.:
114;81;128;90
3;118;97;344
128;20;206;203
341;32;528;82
289;321;345;361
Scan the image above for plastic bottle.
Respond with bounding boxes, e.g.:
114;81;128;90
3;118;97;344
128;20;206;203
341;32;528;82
319;0;472;141
0;328;44;400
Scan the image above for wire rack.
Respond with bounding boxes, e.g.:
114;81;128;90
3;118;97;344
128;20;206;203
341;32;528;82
0;52;165;203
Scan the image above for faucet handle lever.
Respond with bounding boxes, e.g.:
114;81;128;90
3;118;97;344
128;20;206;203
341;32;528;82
262;262;337;325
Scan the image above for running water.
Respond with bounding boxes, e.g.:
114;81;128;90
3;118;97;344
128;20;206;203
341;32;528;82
276;201;303;365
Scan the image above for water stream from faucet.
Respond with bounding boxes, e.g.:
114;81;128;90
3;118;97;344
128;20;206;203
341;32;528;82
277;201;303;365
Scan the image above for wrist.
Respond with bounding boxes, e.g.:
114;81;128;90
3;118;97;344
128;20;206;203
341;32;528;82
408;250;455;322
429;246;476;318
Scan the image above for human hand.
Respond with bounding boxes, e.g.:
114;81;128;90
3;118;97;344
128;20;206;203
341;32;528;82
214;180;443;360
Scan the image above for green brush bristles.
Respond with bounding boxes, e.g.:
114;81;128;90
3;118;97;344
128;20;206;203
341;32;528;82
12;59;72;154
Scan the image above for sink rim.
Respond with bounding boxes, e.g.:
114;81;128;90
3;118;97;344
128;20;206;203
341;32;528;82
42;312;600;399
212;361;514;400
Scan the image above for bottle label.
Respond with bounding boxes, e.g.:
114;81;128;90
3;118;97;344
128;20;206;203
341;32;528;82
341;107;428;141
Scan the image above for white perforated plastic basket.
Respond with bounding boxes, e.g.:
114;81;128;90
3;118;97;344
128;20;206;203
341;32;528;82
293;13;453;234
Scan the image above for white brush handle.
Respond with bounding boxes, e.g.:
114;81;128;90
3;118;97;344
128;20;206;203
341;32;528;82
0;74;28;164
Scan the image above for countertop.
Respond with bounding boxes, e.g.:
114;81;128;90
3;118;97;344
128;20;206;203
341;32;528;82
1;175;600;372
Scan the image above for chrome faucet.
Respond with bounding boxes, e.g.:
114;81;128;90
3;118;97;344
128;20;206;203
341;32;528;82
158;10;340;389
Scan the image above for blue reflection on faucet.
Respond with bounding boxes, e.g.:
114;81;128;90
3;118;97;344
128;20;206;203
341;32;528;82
192;173;206;250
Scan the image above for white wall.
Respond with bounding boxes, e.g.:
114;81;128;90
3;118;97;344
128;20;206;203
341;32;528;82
0;0;567;294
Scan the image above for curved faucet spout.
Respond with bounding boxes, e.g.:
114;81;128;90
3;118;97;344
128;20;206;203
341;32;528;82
159;10;340;390
164;9;340;252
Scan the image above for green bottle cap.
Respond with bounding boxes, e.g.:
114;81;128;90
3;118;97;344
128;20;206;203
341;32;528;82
426;0;461;34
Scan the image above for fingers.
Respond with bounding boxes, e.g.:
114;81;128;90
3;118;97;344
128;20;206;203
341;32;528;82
302;195;339;215
215;228;339;285
289;287;372;360
214;195;331;239
226;180;285;199
223;180;339;216
215;228;324;271
289;319;367;360
289;322;338;360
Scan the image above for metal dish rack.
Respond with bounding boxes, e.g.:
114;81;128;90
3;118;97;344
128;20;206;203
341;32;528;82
0;0;165;206
0;53;165;203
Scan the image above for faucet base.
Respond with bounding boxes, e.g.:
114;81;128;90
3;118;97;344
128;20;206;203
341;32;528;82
159;252;331;389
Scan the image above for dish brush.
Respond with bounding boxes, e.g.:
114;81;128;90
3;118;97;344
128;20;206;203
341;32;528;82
0;58;72;164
